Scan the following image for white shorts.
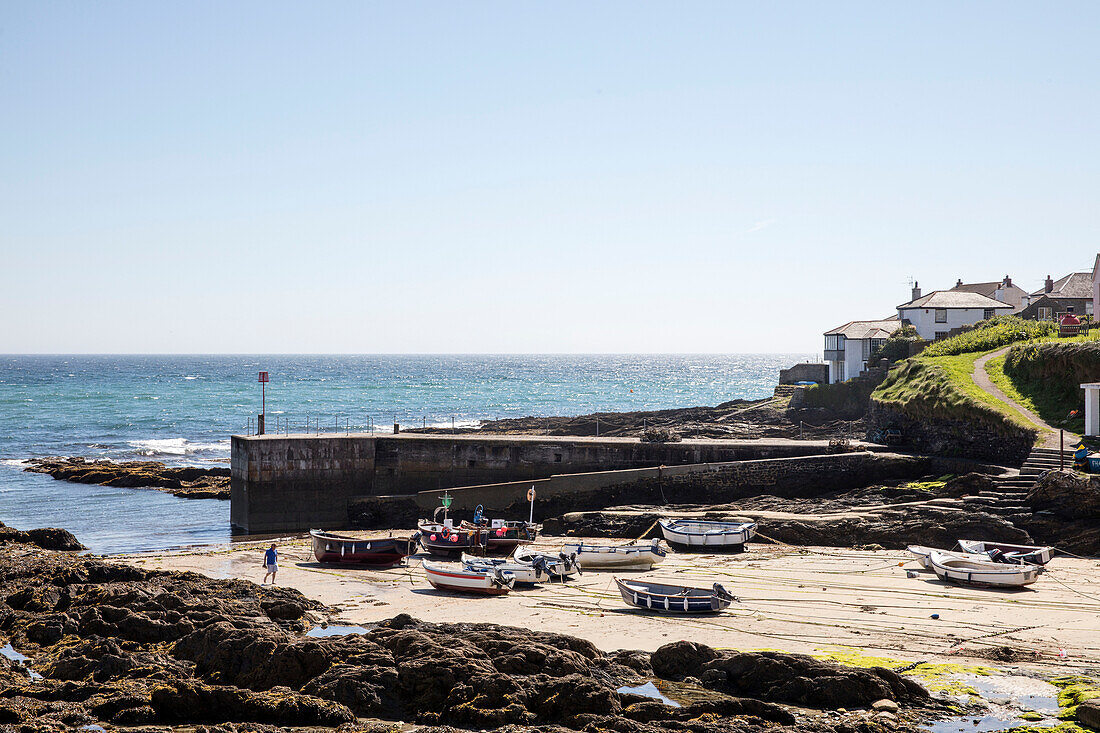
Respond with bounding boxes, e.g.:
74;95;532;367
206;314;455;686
265;563;278;573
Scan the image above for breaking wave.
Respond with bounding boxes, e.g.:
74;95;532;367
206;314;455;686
128;438;229;457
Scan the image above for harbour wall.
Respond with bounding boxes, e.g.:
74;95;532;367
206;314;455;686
230;432;881;532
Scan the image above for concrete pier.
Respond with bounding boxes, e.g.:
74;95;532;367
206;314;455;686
230;432;878;533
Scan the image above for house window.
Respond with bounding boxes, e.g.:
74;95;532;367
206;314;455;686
1038;307;1053;320
935;331;948;340
983;309;995;320
935;309;947;323
824;335;838;350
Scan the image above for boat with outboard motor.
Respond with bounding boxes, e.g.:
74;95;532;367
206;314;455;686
927;550;1042;588
956;539;1054;566
310;530;417;567
460;553;549;584
615;577;735;613
422;561;516;595
659;519;756;550
512;545;581;578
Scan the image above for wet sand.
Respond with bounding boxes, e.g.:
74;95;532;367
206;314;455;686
116;536;1100;671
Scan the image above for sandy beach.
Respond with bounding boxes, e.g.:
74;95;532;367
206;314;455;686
118;536;1100;672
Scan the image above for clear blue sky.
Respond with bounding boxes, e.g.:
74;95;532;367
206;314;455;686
2;2;1097;353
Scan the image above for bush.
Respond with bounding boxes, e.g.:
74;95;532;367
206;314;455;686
871;323;924;363
920;316;1055;357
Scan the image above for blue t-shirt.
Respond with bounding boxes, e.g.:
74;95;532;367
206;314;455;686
264;548;277;565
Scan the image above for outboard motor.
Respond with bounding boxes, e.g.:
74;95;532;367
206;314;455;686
985;548;1005;563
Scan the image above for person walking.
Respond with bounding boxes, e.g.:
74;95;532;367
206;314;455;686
262;543;278;584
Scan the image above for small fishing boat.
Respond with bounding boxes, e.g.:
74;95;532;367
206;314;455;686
927;551;1042;588
956;540;1054;566
906;545;976;570
417;521;487;557
559;539;666;570
615;577;735;614
310;530;417;567
461;519;539;552
659;519;756;550
422;561;515;595
512;545;581;578
460;553;549;584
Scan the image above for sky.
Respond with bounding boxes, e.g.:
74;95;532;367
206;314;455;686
1;2;1098;354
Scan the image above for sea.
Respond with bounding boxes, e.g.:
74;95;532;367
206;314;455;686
0;354;811;554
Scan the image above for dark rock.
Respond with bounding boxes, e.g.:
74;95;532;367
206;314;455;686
23;457;230;500
0;526;85;551
1028;470;1100;519
653;642;928;709
1077;700;1100;731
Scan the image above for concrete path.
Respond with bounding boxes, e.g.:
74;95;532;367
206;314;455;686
972;346;1078;449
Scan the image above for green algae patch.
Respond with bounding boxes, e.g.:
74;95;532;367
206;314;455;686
1018;711;1045;721
1049;676;1100;721
812;647;994;695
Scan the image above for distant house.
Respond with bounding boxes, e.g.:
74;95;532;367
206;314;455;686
949;275;1027;313
823;318;900;384
1019;272;1094;320
896;282;1013;340
1094;254;1100;321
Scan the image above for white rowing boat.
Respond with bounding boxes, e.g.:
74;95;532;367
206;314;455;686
559;539;666;570
956;539;1054;566
459;553;549;584
927;551;1042;588
659;519;756;549
422;561;515;595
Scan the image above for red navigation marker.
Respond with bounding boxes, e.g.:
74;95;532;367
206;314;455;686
258;371;269;383
257;372;269;435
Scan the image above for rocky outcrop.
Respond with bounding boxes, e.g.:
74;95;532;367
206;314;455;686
545;502;1032;550
652;640;929;709
23;457;230;499
0;521;84;551
0;542;936;732
1020;470;1100;555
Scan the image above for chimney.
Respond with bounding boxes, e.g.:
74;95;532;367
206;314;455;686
1045;275;1054;293
911;281;921;301
1003;275;1012;287
956;278;963;288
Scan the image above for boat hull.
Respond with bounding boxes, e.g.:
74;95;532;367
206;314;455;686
418;522;486;557
422;562;514;595
310;530;415;568
460;553;548;584
907;545;974;570
928;551;1041;588
561;541;666;570
615;577;733;614
659;520;756;550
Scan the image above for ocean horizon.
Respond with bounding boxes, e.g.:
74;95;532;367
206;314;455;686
1;353;812;554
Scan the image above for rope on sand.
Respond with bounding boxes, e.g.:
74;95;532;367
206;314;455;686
619;519;660;546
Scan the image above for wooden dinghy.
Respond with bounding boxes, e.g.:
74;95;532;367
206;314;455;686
956;539;1054;566
615;577;735;614
417;521;487;557
310;530;417;568
512;545;581;578
559;539;666;570
927;551;1042;588
906;545;976;570
460;553;549;584
422;561;515;595
659;519;756;550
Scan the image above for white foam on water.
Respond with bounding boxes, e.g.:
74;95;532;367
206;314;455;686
1;459;27;468
128;438;230;457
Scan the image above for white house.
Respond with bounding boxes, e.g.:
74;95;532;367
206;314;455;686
823;318;900;384
1094;254;1100;320
897;283;1013;340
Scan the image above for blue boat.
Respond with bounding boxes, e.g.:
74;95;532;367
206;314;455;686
615;577;735;614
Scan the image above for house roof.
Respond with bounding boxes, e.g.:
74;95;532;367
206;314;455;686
897;290;1014;310
824;319;901;340
1030;272;1093;299
950;281;1027;299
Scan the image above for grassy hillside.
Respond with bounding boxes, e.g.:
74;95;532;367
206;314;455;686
994;341;1100;435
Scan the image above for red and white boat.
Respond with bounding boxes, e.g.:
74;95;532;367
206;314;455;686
422;561;515;595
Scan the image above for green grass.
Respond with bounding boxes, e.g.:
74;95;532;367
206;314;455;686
920;316;1056;357
988;354;1087;435
922;352;1036;429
